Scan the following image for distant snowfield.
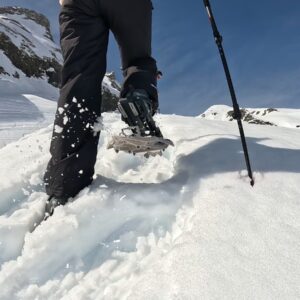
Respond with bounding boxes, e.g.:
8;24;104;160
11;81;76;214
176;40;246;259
0;94;56;148
0;106;299;299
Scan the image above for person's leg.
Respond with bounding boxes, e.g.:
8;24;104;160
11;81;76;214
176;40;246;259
44;0;109;200
102;0;159;112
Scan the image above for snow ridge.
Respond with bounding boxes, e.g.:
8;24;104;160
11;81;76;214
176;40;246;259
0;6;60;60
200;104;300;129
0;7;121;148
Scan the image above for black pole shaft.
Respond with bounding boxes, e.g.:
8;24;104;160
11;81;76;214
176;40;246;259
203;0;254;186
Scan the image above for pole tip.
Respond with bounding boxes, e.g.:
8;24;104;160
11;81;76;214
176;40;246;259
250;178;255;187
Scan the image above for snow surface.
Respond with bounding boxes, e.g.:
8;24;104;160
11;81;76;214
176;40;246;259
0;94;56;148
0;108;299;299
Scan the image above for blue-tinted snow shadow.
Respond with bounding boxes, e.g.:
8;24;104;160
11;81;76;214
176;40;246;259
0;95;43;122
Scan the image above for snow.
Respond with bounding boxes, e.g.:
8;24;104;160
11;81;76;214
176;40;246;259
0;107;300;299
102;75;121;97
0;94;56;148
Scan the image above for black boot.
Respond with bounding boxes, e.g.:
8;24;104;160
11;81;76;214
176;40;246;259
117;89;162;137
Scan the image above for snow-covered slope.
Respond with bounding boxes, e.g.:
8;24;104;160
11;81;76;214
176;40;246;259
0;7;60;59
0;6;62;92
200;104;300;129
0;110;299;299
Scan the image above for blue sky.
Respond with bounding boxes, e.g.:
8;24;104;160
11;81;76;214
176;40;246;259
2;0;300;115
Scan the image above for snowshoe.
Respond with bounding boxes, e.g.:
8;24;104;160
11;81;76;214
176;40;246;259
107;90;174;157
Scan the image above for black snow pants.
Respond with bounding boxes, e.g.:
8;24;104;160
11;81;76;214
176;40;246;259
44;0;158;200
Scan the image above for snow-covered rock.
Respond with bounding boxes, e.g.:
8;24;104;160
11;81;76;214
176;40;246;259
200;104;300;129
0;6;62;87
0;109;299;299
102;72;121;112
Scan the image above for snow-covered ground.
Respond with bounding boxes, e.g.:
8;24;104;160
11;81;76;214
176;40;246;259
0;106;299;299
0;7;61;129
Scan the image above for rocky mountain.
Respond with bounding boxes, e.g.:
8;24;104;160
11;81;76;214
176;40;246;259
0;6;62;87
0;6;120;123
102;71;121;112
199;105;300;129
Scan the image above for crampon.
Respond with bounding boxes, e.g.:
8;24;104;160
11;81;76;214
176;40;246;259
107;90;174;158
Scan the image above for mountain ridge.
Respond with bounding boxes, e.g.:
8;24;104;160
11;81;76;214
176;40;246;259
0;6;61;87
199;104;300;129
0;6;120;147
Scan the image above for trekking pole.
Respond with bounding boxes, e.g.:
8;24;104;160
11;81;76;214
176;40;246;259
203;0;254;186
